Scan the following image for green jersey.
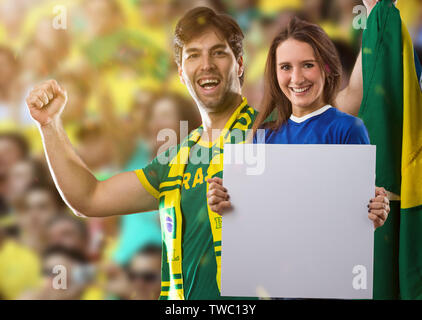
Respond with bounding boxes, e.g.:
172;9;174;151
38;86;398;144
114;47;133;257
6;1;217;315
135;98;257;299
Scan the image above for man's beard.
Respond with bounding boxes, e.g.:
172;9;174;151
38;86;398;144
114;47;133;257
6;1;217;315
190;75;239;113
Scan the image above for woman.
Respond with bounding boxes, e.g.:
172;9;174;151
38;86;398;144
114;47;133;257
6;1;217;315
207;16;390;229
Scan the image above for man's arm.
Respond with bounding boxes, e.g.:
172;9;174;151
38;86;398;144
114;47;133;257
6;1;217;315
335;0;379;116
27;80;157;218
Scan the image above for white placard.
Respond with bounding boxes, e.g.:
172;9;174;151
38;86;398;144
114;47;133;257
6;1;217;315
221;144;375;299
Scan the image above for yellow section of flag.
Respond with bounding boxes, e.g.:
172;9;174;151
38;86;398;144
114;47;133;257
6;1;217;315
401;22;422;209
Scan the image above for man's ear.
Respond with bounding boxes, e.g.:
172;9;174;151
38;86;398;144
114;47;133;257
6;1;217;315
178;66;186;85
237;56;244;78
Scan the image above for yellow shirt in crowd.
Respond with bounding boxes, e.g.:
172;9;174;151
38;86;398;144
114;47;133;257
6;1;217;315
0;239;42;300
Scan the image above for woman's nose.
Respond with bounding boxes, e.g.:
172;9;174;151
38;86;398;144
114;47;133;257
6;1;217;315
291;68;305;85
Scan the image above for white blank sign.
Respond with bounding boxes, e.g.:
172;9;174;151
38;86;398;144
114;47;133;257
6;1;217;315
221;144;375;299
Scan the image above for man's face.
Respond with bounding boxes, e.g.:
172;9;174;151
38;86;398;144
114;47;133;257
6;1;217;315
128;252;161;300
6;161;34;203
17;189;59;234
179;29;243;113
0;138;24;176
46;220;86;253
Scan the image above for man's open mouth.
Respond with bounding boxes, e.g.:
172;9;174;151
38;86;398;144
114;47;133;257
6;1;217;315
198;78;221;90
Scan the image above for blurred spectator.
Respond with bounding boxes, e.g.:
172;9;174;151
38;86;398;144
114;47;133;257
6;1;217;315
126;89;155;141
224;0;260;33
148;93;201;157
103;261;132;299
45;215;89;259
76;120;117;178
5;157;51;207
14;182;66;253
0;132;29;203
56;71;91;127
105;244;162;300
0;46;23;124
0;0;28;49
302;0;324;23
32;18;70;62
83;0;124;39
20;41;56;84
20;245;101;300
127;244;162;300
0;221;41;300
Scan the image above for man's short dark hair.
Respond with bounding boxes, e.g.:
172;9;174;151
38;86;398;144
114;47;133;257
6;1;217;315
173;7;245;85
42;245;88;264
46;214;89;240
15;182;66;212
137;244;162;257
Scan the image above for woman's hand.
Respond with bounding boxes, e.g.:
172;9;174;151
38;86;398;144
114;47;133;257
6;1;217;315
368;187;390;229
207;177;231;215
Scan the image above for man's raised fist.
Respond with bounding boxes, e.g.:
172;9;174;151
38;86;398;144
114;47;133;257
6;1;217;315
26;79;68;127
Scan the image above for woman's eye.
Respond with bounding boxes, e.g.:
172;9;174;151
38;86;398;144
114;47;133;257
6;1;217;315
280;65;291;71
187;54;199;59
304;63;314;68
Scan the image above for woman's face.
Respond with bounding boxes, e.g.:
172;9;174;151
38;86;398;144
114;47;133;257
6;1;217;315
275;38;326;117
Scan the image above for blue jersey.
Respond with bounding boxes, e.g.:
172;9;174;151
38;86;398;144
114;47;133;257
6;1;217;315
255;105;370;145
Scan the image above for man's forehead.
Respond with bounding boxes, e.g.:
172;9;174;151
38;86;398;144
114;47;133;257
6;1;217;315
182;28;229;52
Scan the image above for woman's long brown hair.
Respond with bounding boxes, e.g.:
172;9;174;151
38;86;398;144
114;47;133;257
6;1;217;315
253;17;342;134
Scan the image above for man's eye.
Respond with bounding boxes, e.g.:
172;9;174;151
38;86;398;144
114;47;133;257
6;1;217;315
214;51;226;56
187;54;199;59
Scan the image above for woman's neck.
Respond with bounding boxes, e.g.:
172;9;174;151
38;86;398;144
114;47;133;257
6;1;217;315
291;101;327;118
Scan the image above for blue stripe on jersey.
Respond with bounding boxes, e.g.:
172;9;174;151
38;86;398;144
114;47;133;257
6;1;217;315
255;106;370;145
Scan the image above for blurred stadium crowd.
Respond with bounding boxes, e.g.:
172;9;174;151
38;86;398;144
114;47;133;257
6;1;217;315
0;0;421;300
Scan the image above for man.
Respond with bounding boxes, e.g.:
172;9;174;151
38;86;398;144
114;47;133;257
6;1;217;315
127;244;162;300
45;215;89;257
14;182;65;253
20;245;99;300
26;5;387;300
0;132;29;199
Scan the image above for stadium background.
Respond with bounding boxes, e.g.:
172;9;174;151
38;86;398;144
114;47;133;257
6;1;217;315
0;0;420;300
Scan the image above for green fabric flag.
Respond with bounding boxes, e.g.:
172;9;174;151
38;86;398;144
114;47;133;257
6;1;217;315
359;0;422;299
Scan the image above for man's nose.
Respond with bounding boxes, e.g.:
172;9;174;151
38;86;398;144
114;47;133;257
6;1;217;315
200;54;215;71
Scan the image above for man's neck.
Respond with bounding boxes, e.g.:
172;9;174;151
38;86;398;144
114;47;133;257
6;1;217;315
200;94;243;142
